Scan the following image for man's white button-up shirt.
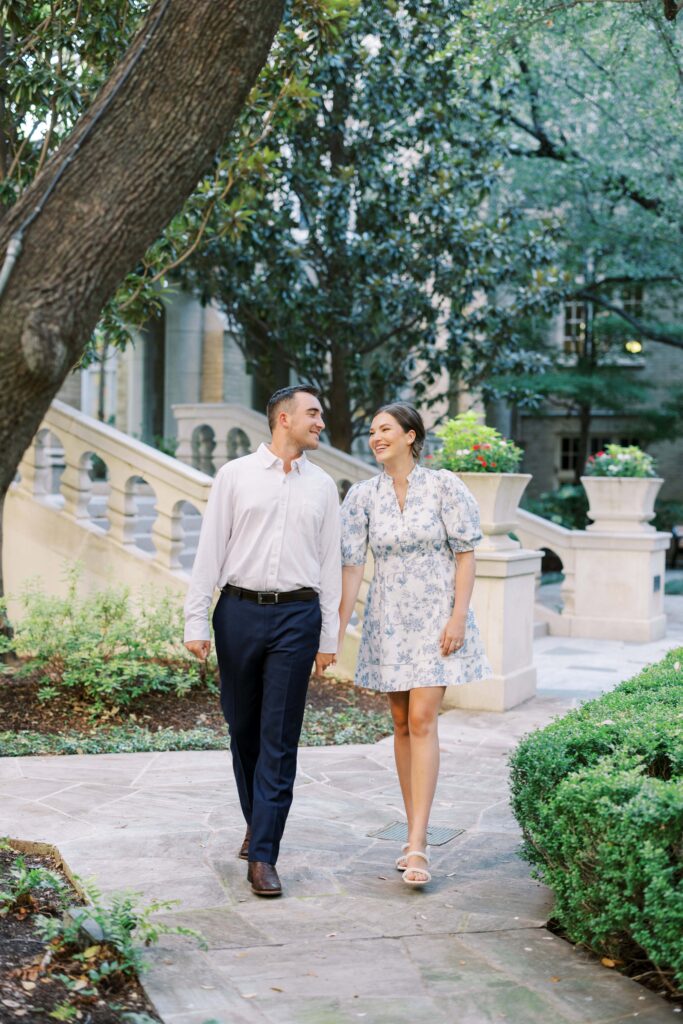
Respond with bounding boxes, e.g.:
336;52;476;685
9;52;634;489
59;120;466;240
184;443;342;652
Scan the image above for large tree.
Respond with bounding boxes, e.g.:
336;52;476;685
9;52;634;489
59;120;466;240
180;0;558;451
449;0;683;462
0;0;288;605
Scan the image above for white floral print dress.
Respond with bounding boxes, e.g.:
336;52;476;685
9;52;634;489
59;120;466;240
341;466;492;692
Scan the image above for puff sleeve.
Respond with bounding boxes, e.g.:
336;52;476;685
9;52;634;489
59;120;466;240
438;470;482;553
341;481;370;566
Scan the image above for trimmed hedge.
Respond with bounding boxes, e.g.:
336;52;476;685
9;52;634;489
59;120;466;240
509;648;683;989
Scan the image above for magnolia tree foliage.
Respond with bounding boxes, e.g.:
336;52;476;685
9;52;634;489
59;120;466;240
179;0;560;451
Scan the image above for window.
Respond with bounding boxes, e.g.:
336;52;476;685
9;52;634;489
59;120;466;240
562;300;586;355
590;437;611;456
560;436;580;472
559;435;641;478
622;284;643;318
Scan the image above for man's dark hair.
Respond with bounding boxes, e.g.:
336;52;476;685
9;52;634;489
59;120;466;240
266;385;322;432
374;402;426;460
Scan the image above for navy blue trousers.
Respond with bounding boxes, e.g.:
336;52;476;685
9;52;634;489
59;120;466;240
212;592;321;864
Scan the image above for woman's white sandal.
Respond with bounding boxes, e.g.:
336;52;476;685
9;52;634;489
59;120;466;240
402;849;431;887
395;843;410;872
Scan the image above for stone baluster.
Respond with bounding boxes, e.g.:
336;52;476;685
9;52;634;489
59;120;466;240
151;500;184;571
107;467;139;547
17;432;50;499
60;443;93;520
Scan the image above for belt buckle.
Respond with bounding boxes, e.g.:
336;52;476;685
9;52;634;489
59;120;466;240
257;591;278;605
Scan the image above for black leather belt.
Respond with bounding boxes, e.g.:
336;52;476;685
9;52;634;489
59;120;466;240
222;584;318;605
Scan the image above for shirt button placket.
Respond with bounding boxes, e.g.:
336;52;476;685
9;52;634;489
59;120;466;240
268;474;288;589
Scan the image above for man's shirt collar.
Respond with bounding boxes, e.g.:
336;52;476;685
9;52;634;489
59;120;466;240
257;442;308;474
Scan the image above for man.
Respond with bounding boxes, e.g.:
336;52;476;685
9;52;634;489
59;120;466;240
184;385;341;897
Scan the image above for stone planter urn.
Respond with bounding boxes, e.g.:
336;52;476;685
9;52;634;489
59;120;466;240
455;472;532;551
581;475;664;534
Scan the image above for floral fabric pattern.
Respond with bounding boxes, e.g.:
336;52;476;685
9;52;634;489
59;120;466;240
341;466;492;692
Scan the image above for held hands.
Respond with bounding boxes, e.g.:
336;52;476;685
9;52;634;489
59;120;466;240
439;614;466;657
315;651;336;676
185;640;211;661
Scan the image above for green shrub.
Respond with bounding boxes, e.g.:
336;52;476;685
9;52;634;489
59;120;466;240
522;484;589;530
654;499;683;533
0;569;213;714
509;648;683;987
521;487;683;534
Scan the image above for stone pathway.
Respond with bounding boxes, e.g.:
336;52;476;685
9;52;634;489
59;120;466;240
1;595;681;1023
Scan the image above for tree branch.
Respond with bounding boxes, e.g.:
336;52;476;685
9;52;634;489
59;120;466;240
577;291;683;351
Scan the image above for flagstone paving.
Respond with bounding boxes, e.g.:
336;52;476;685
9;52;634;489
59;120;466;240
1;594;682;1023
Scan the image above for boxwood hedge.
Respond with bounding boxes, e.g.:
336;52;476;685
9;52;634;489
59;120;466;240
509;647;683;989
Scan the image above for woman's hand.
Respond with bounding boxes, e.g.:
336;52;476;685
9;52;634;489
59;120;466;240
439;614;466;657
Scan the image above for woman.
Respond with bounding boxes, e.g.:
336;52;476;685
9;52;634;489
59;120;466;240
339;403;491;887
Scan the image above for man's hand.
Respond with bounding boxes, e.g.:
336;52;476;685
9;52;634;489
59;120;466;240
314;651;336;675
185;640;211;661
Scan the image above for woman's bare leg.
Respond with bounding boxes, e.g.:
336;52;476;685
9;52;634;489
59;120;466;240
405;685;446;880
388;692;413;834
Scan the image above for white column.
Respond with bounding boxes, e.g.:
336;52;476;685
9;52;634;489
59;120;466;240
163;292;205;437
124;331;146;438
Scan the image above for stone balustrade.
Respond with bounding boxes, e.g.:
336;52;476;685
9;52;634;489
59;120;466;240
8;401;212;607
172;402;375;497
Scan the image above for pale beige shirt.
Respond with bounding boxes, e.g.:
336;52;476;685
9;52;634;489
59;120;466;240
184;443;341;652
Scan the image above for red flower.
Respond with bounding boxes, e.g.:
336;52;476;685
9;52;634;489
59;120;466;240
596;451;605;458
588;455;595;462
491;462;497;468
482;443;492;449
472;443;481;450
477;455;487;466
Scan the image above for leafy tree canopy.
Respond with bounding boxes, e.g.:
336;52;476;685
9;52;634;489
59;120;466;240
179;0;559;449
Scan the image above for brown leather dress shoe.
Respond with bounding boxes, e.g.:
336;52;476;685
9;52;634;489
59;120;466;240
238;826;252;861
247;861;282;897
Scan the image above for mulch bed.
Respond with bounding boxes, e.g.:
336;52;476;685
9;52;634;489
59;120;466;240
0;667;387;733
0;663;393;754
0;847;161;1023
0;669;386;736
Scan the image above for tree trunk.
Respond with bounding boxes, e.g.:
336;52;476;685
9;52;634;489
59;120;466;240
97;346;107;424
326;346;354;452
575;403;592;484
0;0;284;596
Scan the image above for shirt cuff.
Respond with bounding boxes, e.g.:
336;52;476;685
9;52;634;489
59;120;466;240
184;619;211;643
318;630;338;655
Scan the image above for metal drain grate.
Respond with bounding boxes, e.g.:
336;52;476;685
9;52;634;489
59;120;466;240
368;821;464;846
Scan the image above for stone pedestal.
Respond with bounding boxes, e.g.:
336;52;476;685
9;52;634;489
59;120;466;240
443;547;542;712
568;530;669;642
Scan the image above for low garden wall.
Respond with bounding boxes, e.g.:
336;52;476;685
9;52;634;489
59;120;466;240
509;648;683;994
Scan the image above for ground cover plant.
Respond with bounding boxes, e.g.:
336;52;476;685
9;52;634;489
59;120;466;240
0;578;392;756
0;839;203;1022
509;648;683;998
